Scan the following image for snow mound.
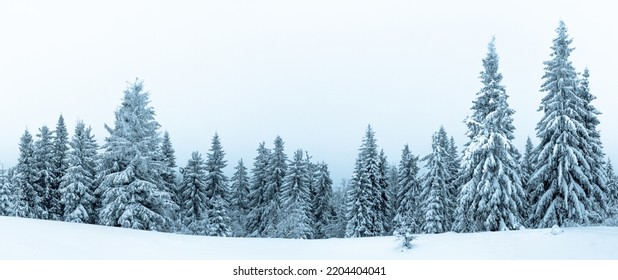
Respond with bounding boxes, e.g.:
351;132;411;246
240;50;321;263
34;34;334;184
2;216;618;259
550;225;564;235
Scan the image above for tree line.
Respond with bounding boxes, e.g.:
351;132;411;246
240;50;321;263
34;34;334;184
0;21;617;239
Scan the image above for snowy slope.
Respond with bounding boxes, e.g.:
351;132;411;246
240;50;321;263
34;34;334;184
1;216;617;259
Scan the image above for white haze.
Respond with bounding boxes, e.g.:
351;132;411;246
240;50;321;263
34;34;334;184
0;0;616;182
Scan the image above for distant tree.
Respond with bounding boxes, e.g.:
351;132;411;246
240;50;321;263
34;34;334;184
178;152;209;235
530;21;604;227
230;159;250;236
392;145;421;235
328;179;348;238
98;80;177;231
345;125;387;237
521;137;535;219
277;150;313;239
387;165;399;221
245;142;271;236
51;114;70;219
59;122;98;223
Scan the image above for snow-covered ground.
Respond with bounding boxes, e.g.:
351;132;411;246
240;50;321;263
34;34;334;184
1;216;617;259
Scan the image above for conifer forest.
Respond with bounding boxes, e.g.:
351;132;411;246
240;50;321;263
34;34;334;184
1;21;617;242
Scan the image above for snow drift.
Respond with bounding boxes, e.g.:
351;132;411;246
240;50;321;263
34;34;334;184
1;216;617;259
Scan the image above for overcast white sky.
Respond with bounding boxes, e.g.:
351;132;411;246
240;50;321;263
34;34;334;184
1;0;616;182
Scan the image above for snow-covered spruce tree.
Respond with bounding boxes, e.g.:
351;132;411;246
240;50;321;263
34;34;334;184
420;127;452;234
98;80;177;231
606;159;618;224
447;138;461;194
455;38;526;232
277;150;313;239
262;136;287;237
329;180;349;238
245;142;271;236
387;165;399;216
577;68;608;222
530;21;603;227
204;133;232;237
304;152;318;234
392;144;421;235
607;159;618;207
159;131;179;230
15;130;42;218
521;137;535;216
7;168;27;217
312;162;336;239
230;159;250;236
160;132;178;204
345;125;387;237
377;150;392;233
205;133;229;204
208;194;232;237
0;166;16;216
59;122;98;223
178;152;209;235
51;114;70;220
33;126;55;220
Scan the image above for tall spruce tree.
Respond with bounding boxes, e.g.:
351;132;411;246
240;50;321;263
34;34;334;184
454;38;526;232
420;127;452;234
245;142;271;236
15;130;42;218
530;21;601;227
230;159;250;236
59;122;98;223
204;133;231;237
204;134;229;205
262;136;287;237
98;80;177;231
51;114;70;219
178;152;209;235
345;125;387;237
33;126;55;220
277;149;313;239
392;144;421;235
